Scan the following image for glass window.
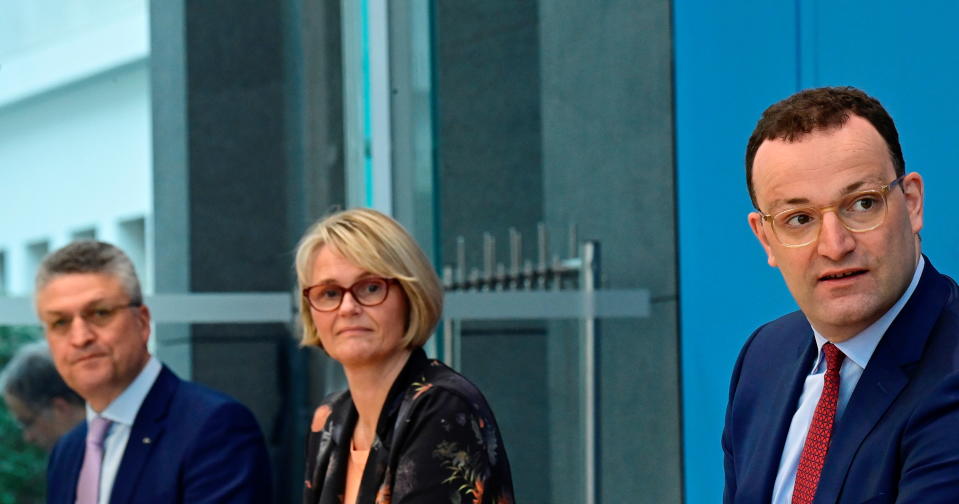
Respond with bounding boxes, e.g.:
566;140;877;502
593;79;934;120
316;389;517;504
71;228;97;241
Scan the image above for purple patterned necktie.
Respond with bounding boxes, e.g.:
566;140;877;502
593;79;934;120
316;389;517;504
76;416;112;504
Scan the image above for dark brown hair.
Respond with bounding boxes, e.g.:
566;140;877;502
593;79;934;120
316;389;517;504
745;86;905;208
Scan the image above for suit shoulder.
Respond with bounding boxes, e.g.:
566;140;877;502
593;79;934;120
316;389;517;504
160;372;259;427
741;310;809;354
729;310;811;393
754;310;808;336
940;273;959;317
58;421;87;446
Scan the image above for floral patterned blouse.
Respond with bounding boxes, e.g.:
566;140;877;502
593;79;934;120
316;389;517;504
303;348;515;504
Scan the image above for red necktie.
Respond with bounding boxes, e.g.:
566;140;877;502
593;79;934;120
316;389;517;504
792;342;846;504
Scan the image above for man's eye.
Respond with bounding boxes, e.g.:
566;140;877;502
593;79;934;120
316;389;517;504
90;308;114;321
849;196;879;212
782;212;816;228
49;318;69;329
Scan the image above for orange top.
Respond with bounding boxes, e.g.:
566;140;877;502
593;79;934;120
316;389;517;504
344;440;370;504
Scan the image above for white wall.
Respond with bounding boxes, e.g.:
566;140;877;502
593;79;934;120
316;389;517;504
0;1;151;296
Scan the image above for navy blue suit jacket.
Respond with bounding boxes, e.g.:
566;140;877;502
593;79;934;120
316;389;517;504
47;366;272;503
723;257;959;503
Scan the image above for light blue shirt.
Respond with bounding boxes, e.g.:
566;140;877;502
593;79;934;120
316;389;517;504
83;356;162;504
771;256;925;503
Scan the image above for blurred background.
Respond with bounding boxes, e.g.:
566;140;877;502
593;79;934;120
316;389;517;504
1;1;958;502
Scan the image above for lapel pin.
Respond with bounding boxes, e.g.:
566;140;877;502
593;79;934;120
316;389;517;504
143;437;152;444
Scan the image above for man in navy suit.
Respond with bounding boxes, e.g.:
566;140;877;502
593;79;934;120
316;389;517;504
724;86;959;503
37;241;272;503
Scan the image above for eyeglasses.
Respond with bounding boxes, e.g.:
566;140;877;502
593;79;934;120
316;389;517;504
43;301;141;335
302;277;395;312
759;175;905;248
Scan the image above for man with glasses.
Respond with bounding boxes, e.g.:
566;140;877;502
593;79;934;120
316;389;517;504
1;340;85;451
38;241;272;503
723;87;959;503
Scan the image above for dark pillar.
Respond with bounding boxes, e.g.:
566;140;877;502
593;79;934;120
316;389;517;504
150;1;345;501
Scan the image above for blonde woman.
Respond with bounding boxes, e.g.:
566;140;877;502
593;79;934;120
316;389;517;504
296;208;514;504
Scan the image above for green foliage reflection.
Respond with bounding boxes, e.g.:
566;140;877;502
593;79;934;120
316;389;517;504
0;326;47;504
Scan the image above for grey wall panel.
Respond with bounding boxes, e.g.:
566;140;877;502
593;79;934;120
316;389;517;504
539;1;680;501
150;1;346;501
433;0;679;501
434;1;544;267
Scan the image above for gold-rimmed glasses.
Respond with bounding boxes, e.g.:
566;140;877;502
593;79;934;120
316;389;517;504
759;175;905;247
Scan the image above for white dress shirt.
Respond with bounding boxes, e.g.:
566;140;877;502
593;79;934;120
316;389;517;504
82;356;162;504
771;257;925;503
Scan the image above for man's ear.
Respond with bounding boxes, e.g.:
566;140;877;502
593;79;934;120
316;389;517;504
901;172;924;234
748;212;778;268
135;304;152;344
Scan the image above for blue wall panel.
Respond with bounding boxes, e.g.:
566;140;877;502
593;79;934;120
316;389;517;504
809;3;959;276
675;1;959;501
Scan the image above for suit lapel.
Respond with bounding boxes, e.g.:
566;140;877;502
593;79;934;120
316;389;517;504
60;423;88;503
743;326;817;502
813;260;948;504
108;367;177;504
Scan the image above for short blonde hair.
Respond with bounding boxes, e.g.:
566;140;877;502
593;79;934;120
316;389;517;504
294;208;443;349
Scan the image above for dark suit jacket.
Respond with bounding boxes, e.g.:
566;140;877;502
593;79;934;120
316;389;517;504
303;347;514;504
47;366;272;503
723;257;959;504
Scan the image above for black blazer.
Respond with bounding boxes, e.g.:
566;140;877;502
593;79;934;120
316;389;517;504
303;348;514;504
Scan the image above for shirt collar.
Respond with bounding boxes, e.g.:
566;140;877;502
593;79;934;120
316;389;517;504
86;356;162;426
811;255;925;370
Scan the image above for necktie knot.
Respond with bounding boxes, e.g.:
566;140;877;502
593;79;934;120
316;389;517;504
87;416;112;445
822;342;846;373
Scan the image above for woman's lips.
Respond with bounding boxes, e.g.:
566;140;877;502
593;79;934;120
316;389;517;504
336;326;371;336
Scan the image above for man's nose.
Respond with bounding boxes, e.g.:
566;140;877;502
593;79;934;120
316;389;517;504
817;211;856;260
67;317;96;346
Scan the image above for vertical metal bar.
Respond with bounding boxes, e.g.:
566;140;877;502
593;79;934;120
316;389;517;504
537;222;548;289
483;232;495;290
339;0;366;208
443;316;454;365
443;318;461;370
455;319;463;370
439;266;453;362
456;236;466;286
580;241;599;504
509;227;521;290
568;222;578;259
442;265;453;289
367;0;393;212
